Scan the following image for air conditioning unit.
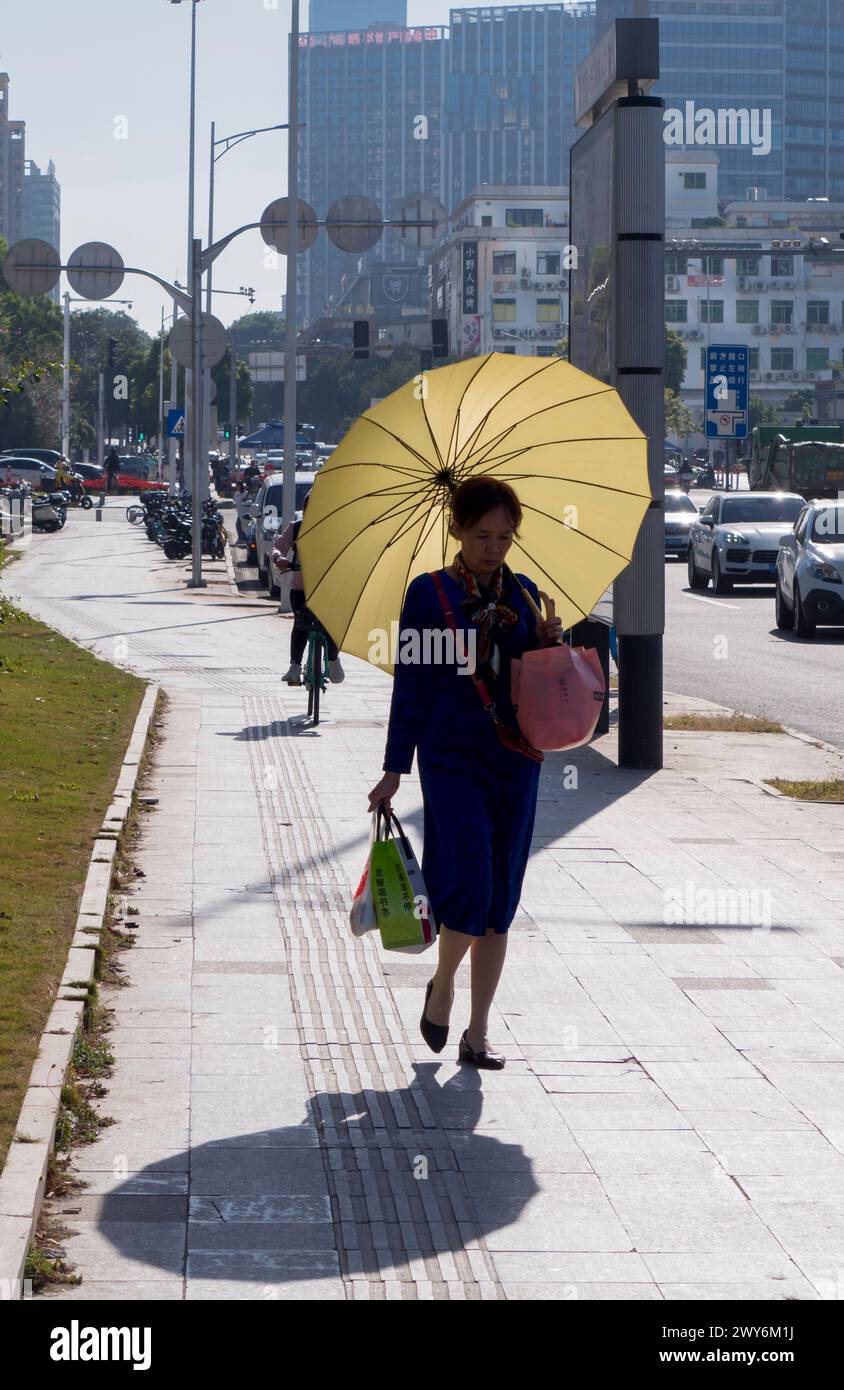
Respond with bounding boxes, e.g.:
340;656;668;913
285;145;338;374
691;329;704;339
764;372;775;380
749;369;760;380
758;325;768;334
790;371;801;380
755;280;767;291
775;371;789;380
666;276;680;291
752;324;763;334
807;371;818;380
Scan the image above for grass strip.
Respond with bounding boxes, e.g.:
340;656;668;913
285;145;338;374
664;713;785;733
763;778;844;803
0;596;145;1168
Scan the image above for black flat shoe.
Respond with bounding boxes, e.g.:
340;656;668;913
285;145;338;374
458;1029;506;1070
420;979;449;1054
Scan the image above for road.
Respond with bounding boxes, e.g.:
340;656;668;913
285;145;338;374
662;488;844;748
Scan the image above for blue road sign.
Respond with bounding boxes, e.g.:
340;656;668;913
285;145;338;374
167;407;185;438
705;344;749;439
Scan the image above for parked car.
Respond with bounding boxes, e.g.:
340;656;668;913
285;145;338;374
1;456;58;489
250;473;314;589
664;489;698;559
71;462;105;484
0;447;63;467
117;455;150;481
775;498;844;636
664;460;681;488
688;491;804;593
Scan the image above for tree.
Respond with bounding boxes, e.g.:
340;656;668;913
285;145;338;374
229;311;285;352
664;389;697;444
665;328;687;394
0;235;63;449
748;395;781;430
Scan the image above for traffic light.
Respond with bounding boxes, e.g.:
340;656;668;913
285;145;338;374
432;319;449;358
138;430;145;443
107;337;117;369
224;428;231;440
353;320;370;360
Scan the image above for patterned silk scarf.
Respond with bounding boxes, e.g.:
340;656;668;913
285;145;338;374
451;551;520;680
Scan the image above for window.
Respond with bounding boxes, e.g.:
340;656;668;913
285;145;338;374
807;300;830;325
770;255;794;276
701;255;723;276
749;349;759;371
770;300;793;325
684;171;706;189
736;256;760;276
665;300;687;322
700;299;724;323
481;215;492;227
665;253;687;275
505;208;542;228
501;345;517;353
537;250;560;275
807;347;829;371
492;251;516;275
535;346;557;357
771;348;794;369
700;348;706;370
492;298;516;322
536;298;560;323
736;300;759;323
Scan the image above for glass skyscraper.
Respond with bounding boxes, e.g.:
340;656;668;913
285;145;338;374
596;1;844;202
445;5;595;213
297;26;448;325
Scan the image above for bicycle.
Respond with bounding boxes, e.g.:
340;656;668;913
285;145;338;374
295;607;329;725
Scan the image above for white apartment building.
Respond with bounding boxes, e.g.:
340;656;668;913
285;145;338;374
428;187;571;358
664;150;844;413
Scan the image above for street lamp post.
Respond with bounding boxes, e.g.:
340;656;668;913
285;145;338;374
170;0;204;501
283;0;300;531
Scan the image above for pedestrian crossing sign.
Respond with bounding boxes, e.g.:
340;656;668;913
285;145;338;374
167;408;186;438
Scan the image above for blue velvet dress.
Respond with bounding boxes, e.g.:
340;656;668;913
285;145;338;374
382;568;543;938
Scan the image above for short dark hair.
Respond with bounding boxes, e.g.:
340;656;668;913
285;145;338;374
450;476;522;534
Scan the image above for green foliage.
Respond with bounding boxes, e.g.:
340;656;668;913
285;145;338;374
749;394;781;428
665;328;687;395
664;389;698;442
0;234;64;449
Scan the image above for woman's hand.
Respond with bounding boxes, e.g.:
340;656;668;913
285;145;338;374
272;555;289;572
368;772;401;813
537;615;563;645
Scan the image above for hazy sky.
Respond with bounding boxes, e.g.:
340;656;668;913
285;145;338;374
3;0;553;338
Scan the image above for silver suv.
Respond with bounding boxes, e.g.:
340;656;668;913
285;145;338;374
688;491;804;594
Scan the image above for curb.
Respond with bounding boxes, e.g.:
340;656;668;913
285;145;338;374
0;683;160;1301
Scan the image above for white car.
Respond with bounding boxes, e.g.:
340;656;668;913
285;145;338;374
1;456;58;490
687;491;804;594
250;473;314;594
775;499;844;636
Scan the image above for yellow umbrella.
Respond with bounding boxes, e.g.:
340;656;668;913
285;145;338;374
298;353;650;669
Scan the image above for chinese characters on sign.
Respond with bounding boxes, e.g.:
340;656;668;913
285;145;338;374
705;343;749;439
462;240;478;315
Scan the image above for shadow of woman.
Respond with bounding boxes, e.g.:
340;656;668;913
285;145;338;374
91;1064;540;1291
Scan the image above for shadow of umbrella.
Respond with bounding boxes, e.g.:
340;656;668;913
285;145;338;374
88;1065;541;1292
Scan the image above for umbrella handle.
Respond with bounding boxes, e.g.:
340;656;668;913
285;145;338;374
517;580;563;644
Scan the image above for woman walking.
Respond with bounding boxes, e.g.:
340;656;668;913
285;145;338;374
368;476;561;1069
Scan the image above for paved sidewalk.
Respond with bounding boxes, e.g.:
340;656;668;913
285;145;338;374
5;509;844;1301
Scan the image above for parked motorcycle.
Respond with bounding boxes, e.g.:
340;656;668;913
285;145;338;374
32;491;68;532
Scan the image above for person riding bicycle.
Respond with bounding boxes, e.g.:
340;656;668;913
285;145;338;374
54;457;73;491
272;492;345;686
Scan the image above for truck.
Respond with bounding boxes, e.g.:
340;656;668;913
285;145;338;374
746;424;844;500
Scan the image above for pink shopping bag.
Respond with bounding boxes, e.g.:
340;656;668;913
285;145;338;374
511;640;605;752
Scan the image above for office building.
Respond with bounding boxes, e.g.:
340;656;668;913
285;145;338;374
429;186;570;357
0;73;26;247
445;5;595;214
297;24;449;325
596;1;844;202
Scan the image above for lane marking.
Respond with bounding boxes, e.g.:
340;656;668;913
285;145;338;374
683;592;741;609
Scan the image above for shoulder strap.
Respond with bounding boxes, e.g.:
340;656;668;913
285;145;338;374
429;571;497;713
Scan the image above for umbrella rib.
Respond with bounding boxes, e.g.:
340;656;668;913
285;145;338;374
300;485;440;552
458;384;620;471
316;457;428;482
444;353;493;469
451;357;589;469
304;491;437;620
359;414;441;475
469;464;652;502
517;498;645;564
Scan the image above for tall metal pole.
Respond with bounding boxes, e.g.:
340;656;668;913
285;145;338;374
203;119;215;497
61;291;71;458
190;237;205;587
158;306;166;482
229;327;237;471
184;0;198;499
97;371;104;470
282;0;300;529
169;326;179;495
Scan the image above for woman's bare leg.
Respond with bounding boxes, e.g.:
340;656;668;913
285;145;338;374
425;924;473;1026
466;929;508;1052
